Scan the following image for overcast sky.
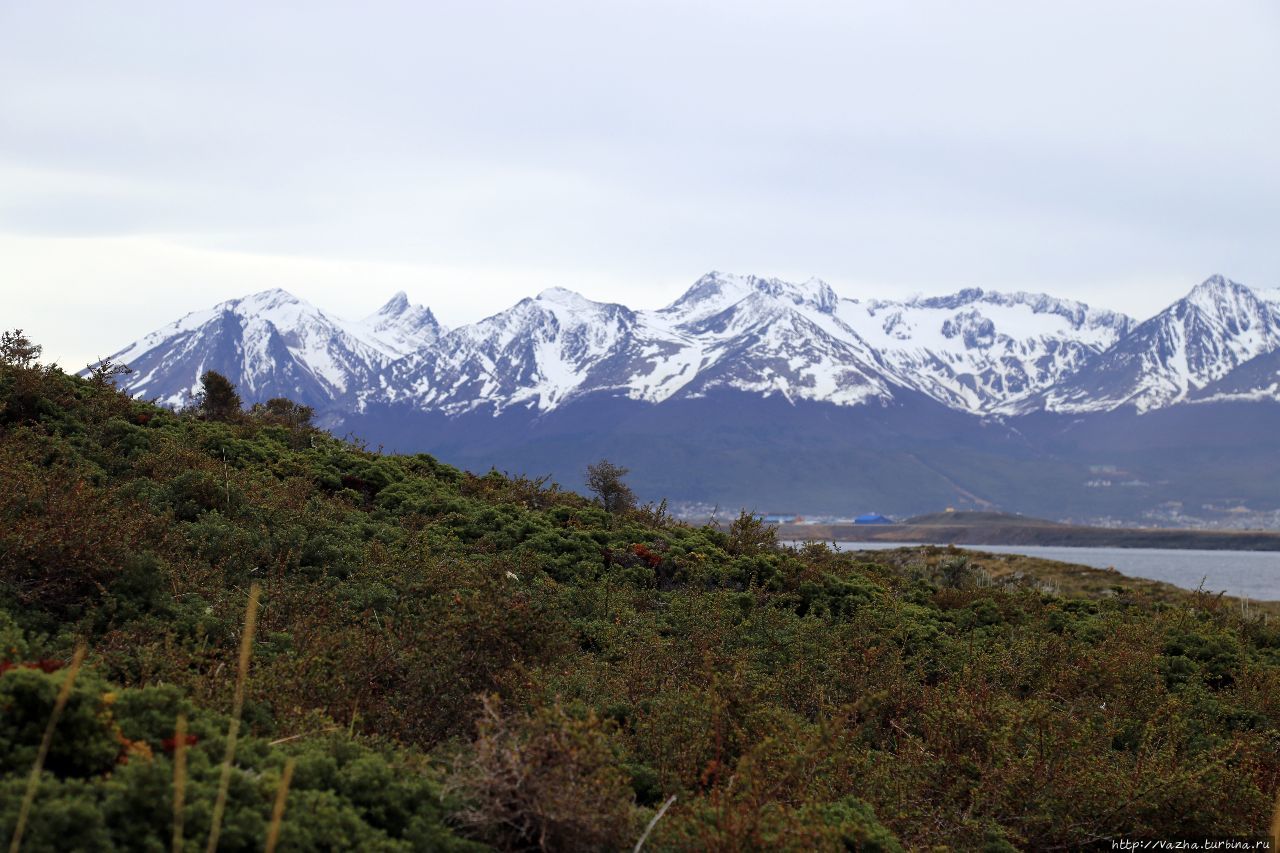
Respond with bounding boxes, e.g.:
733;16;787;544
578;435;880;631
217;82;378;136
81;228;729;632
3;1;1279;368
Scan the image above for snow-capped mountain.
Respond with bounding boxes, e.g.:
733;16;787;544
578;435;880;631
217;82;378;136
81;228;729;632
85;271;1280;523
367;271;1130;416
101;289;442;409
646;274;893;408
379;288;645;414
835;288;1133;413
349;291;445;357
96;272;1280;419
1038;275;1280;413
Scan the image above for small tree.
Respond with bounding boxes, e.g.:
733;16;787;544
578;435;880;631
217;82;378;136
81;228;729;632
197;370;243;421
940;555;974;589
585;459;636;515
85;357;133;387
725;509;777;556
0;330;41;368
447;695;639;851
250;397;314;430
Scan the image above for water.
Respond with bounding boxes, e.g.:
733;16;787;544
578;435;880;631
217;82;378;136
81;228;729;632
785;541;1280;601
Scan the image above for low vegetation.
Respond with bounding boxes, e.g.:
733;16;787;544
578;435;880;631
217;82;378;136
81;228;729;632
2;334;1279;850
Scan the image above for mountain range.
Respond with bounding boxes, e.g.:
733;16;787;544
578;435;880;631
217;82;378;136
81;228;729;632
93;273;1280;523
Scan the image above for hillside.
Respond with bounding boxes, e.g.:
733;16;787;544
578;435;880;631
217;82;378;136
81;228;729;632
6;334;1280;849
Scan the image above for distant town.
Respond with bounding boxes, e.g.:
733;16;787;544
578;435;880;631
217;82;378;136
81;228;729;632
669;502;1280;532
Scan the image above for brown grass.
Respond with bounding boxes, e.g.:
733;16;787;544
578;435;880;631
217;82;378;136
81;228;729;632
264;757;296;853
205;583;260;853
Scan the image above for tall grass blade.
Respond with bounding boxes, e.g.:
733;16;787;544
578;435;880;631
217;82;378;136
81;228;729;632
205;583;261;853
8;642;87;853
1270;782;1280;853
633;794;676;853
264;757;296;853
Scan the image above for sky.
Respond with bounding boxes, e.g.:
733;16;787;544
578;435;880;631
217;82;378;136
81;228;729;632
2;0;1279;369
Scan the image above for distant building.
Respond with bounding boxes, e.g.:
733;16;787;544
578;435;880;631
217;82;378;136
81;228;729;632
762;513;801;524
854;513;893;525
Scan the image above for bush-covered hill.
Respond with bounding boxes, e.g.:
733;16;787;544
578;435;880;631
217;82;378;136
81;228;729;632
2;334;1279;850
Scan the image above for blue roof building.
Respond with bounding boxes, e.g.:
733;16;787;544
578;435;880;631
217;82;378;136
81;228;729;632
854;513;893;525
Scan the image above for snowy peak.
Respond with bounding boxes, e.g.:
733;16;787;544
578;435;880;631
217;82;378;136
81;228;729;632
662;272;837;323
375;291;411;315
534;286;597;308
1181;274;1270;327
99;289;444;409
1040;275;1280;413
354;290;443;356
662;271;751;312
236;287;303;310
383;287;643;415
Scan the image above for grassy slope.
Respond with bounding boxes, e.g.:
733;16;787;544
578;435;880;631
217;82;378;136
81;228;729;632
859;545;1280;618
3;355;1280;850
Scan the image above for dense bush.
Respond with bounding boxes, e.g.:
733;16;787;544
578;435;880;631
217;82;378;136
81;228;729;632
0;670;479;851
3;342;1280;850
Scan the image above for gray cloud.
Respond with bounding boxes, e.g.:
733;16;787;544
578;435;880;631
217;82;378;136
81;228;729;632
2;0;1278;368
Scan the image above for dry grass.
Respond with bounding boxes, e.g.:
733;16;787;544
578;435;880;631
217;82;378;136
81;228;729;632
205;583;261;853
264;757;296;853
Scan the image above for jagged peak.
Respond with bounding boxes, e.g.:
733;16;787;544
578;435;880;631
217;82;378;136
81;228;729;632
376;291;411;315
751;276;838;312
666;271;837;315
1181;274;1263;316
663;271;752;310
1186;274;1249;301
1193;273;1234;291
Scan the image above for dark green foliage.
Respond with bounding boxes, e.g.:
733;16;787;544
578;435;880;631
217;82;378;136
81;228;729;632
0;674;480;852
2;341;1280;850
197;370;242;421
0;667;120;778
815;796;904;853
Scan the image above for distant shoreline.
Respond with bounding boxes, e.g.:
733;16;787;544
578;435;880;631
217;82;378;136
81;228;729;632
776;515;1280;551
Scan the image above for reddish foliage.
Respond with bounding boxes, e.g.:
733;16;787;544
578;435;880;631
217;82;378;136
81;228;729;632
0;658;66;675
161;733;198;753
631;543;663;568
